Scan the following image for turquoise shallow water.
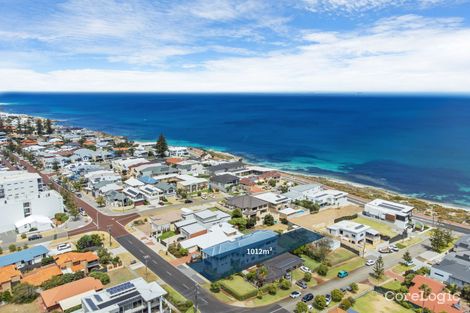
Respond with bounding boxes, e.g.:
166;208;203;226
1;92;469;206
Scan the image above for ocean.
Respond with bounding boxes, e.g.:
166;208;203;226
1;92;469;207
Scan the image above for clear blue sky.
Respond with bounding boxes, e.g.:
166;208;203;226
1;0;469;92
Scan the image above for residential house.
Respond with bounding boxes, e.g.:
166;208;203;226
226;195;270;222
123;187;146;206
327;220;380;244
54;251;100;274
175;175;208;193
364;199;413;229
253;192;290;210
22;264;62;286
180;222;242;252
84;170;121;189
209;173;240;192
111;158;150;175
405;275;462;313
176;160;205;176
105;190;130;207
124;177;145;188
150;211;182;236
81;278;168;313
262;253;303;283
168;146;189;157
207;161;245;176
431;235;470;287
139;184;163;202
0;245;49;269
155;182;176;196
15;215;55;234
0;265;21;291
133;163;178;177
40;277;104;312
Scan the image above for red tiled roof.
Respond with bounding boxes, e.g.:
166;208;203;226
40;277;103;309
406;275;462;313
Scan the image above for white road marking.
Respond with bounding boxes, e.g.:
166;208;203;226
182;283;189;289
166;271;173;276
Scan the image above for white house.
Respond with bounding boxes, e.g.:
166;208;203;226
0;171;64;232
167;146;189;157
111;158;149;174
364;199;413;229
176;160;205;176
327;220;380;244
253;192;290;210
15;215;54;234
175;175;208;193
85;170;121;188
283;184;348;208
139;185;163;202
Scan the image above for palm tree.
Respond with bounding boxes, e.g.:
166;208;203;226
419;283;432;309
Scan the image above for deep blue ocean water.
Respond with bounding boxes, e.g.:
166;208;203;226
1;92;469;207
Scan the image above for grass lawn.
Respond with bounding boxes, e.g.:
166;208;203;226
134;266;159;282
326;257;365;279
392;264;414;274
395;237;424;249
352;217;398;237
162;284;198;313
107;267;137;286
158;230;176;240
327;248;357;265
0;299;41;313
300;254;321;270
352;291;414;313
382;280;402;291
219;276;257;300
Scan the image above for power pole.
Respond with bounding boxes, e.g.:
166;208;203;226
107;225;112;247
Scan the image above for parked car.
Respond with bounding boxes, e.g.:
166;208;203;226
404;260;414;266
325;294;332;305
184;199;193;204
300;266;312;273
379;247;392;253
28;234;43;241
337;270;349;278
302;293;314;302
75;193;82;198
390;245;399;252
290;291;302;299
366;259;376;266
284;272;291;280
57;243;71;251
296;280;308;289
130;260;137;265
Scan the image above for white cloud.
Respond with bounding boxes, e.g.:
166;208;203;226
1;15;469;92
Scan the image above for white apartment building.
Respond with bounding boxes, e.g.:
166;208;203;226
283;184;348;208
111;158;149;175
327;220;380;244
0;171;64;232
364;199;414;229
167;146;189;157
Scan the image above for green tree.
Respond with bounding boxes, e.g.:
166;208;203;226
303;272;312;282
309;237;332;263
266;283;277;295
45;119;53;134
52;160;60;172
246;216;257;229
41;256;55;266
8;244;16;252
11;283;38;304
155;134;168;158
210;282;220;293
350;282;359;293
231;208;243;218
96;195;106;207
403;250;412;264
90;271;110;285
317;264;328;276
331;289;344;302
255;266;268;287
279;279;291;290
314;295;327;310
373;255;385;279
339;297;355;310
461;284;470;301
268;179;276;187
35;119;43;135
430;227;454;252
263;214;275;226
1;290;12;302
295;301;308;313
419;283;432;308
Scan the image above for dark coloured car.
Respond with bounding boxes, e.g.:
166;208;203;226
28;234;43;241
302;293;314;302
296;280;307;289
184;199;193;203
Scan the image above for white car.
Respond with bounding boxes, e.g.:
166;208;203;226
57;243;72;251
290;291;302;299
404;260;414;266
300;266;312;273
366;259;376;266
389;245;399;252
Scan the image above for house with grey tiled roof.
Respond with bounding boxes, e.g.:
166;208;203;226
430;234;470;287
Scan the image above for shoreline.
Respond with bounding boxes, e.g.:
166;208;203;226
1;110;469;222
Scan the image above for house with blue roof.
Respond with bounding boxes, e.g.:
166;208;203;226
201;230;279;276
138;176;157;185
0;245;49;269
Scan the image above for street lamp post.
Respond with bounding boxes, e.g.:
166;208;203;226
144;255;150;281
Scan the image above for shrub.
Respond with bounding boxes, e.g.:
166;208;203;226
21;233;27;239
0;247;3;254
1;290;12;302
8;244;16;252
11;283;38;304
339;298;352;310
279;279;291;290
317;264;328;276
331;289;344;302
280;218;288;225
295;301;308;313
210;282;220;293
41;256;55;266
76;234;103;251
263;214;275;226
41;272;85;290
266;283;277;295
90;271;110;285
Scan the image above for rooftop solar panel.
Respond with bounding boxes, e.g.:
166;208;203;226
85;298;98;310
